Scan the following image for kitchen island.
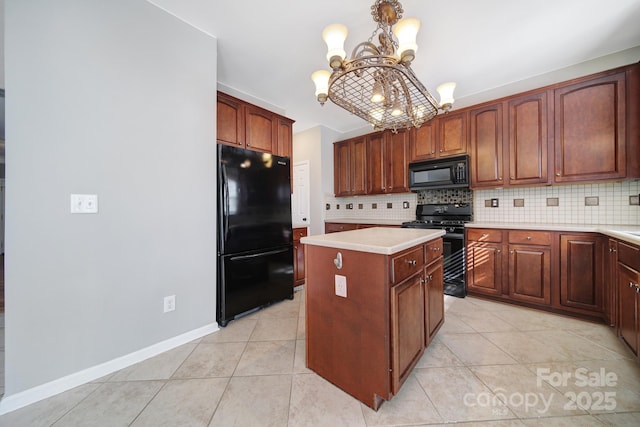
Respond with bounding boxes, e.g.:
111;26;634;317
301;227;445;410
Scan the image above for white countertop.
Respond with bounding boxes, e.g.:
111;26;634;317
301;227;445;255
324;218;407;226
466;222;640;246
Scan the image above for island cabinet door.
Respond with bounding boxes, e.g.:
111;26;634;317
425;259;444;345
390;273;425;394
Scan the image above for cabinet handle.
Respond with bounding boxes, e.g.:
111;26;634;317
556;172;561;176
629;282;635;288
439;149;443;152
431;151;435;154
527;236;532;240
510;250;514;254
497;249;501;253
247;143;251;147
636;287;640;294
406;260;417;266
510;176;515;180
498;177;503;181
429;274;433;280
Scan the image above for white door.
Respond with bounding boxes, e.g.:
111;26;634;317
292;161;310;226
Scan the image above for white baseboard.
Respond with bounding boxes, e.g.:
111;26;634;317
0;322;219;415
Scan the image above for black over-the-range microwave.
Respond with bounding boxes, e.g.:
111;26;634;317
408;155;469;191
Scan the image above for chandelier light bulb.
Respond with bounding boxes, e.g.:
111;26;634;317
391;98;404;117
393;17;420;64
436;82;456;111
322;24;348;69
311;70;331;104
371;80;385;103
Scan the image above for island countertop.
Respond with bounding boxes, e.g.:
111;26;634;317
301;227;445;255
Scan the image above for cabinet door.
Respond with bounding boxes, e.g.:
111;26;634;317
386;129;410;193
508;245;551;305
245;105;276;153
367;132;387;194
334;141;352;196
470;103;504;188
425;260;444;344
390;274;425;393
467;242;503;296
276;118;293;159
605;239;618;327
618;263;638;356
351;137;368;195
508;91;549;186
554;72;626;182
559;234;603;314
293;228;307;286
217;93;245;147
410;120;437;161
437;111;467;157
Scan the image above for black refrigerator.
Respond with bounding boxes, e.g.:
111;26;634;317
216;145;294;326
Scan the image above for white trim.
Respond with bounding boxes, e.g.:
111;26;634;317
0;322;219;415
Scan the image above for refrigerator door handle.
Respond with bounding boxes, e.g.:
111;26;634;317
230;247;290;261
221;164;230;241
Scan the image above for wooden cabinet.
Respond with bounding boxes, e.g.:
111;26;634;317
324;222;359;233
217;91;294;157
425;256;444;343
508;91;549;186
617;241;640;359
466;229;504;297
508;243;551;306
305;236;443;410
558;234;604;315
553;72;627;183
390;272;425;392
469;103;504;187
409;112;467;162
438;111;468;157
367;130;410;194
470;92;549;189
604;239;618;327
334;136;367;196
293;227;307;287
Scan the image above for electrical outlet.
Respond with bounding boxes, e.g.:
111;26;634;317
326;203;330;210
164;295;176;313
346;203;353;210
335;275;347;298
70;194;99;214
491;198;499;208
403;201;410;209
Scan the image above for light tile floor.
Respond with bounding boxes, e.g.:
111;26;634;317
1;289;639;426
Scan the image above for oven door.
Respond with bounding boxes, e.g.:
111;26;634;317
442;232;466;297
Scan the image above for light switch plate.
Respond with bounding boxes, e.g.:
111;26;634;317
335;274;347;298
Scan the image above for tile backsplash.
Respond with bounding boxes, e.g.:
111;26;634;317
474;181;640;225
324;181;640;225
324;193;418;222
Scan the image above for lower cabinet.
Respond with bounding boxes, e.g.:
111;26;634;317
325;222;401;233
557;233;604;315
293;227;307;286
305;236;443;410
467;228;606;320
390;273;425;393
617;242;640;359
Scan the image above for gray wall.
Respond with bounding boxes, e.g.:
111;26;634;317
4;0;217;395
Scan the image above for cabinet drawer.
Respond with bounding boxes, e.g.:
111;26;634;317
508;230;551;246
618;241;640;271
467;228;503;243
391;246;424;284
425;238;443;264
293;228;308;241
325;222;359;233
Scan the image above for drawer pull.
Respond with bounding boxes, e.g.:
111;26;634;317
482;233;488;238
527;236;532;240
497;249;501;254
630;282;635;288
406;260;417;266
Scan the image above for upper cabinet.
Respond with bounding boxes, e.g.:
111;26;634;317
469;63;639;188
410;112;467;163
470;92;550;189
334;129;409;197
553;72;626;183
217;91;294;157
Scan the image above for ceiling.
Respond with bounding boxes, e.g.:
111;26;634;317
149;0;640;135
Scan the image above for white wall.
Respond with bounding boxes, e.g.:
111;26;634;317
292;125;339;236
4;0;217;401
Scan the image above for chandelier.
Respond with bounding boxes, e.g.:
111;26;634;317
311;0;456;132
